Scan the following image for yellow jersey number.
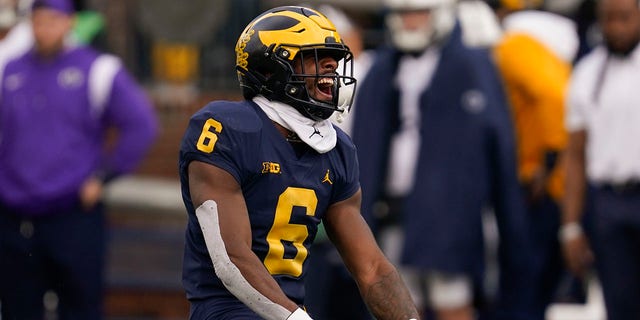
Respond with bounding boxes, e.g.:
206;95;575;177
264;187;318;277
196;118;223;153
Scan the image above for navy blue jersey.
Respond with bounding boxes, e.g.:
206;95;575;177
179;100;360;305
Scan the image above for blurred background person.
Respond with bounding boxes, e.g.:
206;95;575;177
1;0;105;63
488;0;581;318
350;0;534;319
0;0;158;318
563;0;640;319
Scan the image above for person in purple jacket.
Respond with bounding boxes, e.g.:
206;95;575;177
0;0;158;318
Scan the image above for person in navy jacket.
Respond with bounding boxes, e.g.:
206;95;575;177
351;0;534;319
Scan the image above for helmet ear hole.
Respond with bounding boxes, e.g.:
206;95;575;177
285;84;300;96
275;47;291;59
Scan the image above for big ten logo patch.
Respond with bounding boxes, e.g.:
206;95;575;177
262;162;281;174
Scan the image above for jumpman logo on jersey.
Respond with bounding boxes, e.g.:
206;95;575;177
309;126;323;139
322;169;333;185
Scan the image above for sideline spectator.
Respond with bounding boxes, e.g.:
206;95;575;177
0;0;158;318
562;0;640;319
490;0;580;317
350;0;534;319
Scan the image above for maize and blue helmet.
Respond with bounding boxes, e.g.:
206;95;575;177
235;6;357;121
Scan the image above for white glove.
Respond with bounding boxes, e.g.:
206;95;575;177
286;308;313;320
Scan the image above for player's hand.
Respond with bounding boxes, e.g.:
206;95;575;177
560;226;593;278
79;176;104;211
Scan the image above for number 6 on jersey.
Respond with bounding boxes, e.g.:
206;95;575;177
197;118;223;153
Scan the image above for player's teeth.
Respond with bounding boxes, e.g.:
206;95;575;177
318;78;334;85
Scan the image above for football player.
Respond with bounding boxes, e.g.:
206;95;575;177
178;6;420;320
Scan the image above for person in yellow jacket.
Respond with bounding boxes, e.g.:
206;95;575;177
489;0;580;318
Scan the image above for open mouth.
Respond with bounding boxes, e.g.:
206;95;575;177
315;77;335;101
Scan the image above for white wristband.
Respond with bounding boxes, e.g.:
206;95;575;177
559;222;583;242
287;308;313;320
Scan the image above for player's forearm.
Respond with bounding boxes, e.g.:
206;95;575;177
196;200;300;319
360;266;420;320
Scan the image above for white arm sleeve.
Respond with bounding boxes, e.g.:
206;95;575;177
196;200;311;320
